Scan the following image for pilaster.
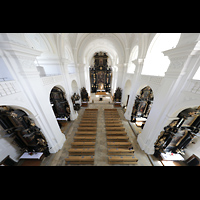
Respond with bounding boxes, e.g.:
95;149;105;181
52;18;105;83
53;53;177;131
61;58;78;120
124;59;144;120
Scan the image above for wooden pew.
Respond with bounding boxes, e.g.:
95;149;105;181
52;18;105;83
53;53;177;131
81;119;97;122
106;136;129;142
85;109;98;111
107;142;132;148
105;123;123;127
79;123;97;127
104;115;120;118
106;131;127;136
75;131;96;135
74;136;96;142
78;127;97;131
71;142;95;148
84;112;98;115
104;111;119;114
65;156;94;164
104;109;117;111
80;120;97;123
82;115;97;118
108;156;138;165
106;127;125;131
107;148;135;155
105;118;120;121
105;120;122;123
68;148;95;156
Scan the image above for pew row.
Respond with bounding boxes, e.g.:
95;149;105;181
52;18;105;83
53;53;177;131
106;136;129;142
79;123;97;127
105;120;122;124
74;136;96;142
71;142;95;148
107;142;132;148
108;156;138;165
104;109;117;111
107;148;135;155
105;123;123;127
106;127;125;131
68;148;95;156
75;131;96;135
106;131;127;135
78;127;97;131
65;156;94;164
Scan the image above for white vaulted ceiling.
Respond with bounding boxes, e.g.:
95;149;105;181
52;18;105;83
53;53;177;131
67;33;137;65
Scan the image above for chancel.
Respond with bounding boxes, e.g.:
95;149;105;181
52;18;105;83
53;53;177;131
90;52;112;93
1;33;200;166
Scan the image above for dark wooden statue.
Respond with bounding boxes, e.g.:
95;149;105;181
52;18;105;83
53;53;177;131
71;93;80;111
113;87;122;102
80;87;89;102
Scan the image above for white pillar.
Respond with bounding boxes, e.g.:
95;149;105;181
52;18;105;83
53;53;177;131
124;59;144;120
60;58;78;120
137;41;199;154
1;41;66;153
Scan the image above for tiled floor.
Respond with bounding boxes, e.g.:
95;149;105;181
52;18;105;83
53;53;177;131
41;101;153;166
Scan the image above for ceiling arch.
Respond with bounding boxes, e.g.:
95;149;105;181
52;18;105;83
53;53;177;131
75;33;125;65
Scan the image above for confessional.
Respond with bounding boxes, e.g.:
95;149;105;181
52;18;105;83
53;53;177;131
130;86;154;128
154;107;200;157
50;87;71;120
0;106;50;157
71;93;80;111
90;52;112;93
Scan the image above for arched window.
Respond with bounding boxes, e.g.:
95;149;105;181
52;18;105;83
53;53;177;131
142;33;181;76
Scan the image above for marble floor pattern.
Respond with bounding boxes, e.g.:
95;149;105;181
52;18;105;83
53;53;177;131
41;103;153;166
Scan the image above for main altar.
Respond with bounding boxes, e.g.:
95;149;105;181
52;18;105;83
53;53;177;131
90;52;112;93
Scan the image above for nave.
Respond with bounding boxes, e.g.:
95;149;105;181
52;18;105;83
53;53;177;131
41;103;152;166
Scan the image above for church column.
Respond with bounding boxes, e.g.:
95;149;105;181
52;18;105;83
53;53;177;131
111;66;118;95
60;58;78;120
116;63;124;88
77;62;86;88
1;41;66;153
121;63;128;106
137;41;199;154
124;59;144;120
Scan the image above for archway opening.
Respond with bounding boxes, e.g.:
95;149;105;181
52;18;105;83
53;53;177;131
154;106;200;165
50;86;71;133
130;86;154;134
0;105;50;164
